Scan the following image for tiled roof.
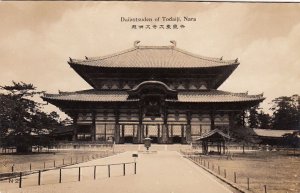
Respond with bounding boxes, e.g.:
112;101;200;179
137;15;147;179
42;89;264;103
42;90;133;102
253;129;299;138
69;45;238;68
172;90;264;103
196;129;231;140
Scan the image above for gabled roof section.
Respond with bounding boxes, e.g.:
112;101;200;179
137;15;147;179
68;41;239;69
128;80;178;100
196;129;231;141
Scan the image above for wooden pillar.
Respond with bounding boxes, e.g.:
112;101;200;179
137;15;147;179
91;112;96;141
186;111;191;143
181;124;185;144
104;123;107;141
157;124;160;143
121;125;125;139
146;125;148;137
133;125;135;138
210;111;215;131
114;111;120;144
137;108;143;143
161;110;168;144
72;113;78;141
200;125;203;135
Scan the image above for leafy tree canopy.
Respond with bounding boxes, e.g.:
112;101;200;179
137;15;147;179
0;81;62;152
271;95;299;130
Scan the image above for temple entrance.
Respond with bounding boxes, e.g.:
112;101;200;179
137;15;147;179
118;123;187;144
144;124;159;143
120;124;138;144
169;125;186;144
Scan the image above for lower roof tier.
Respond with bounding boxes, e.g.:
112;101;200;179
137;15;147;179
42;89;264;103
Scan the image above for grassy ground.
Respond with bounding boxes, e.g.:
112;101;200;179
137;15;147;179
0;148;115;174
183;149;300;193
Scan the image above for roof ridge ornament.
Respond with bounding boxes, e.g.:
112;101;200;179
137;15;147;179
235;58;239;63
134;40;141;48
170;40;176;47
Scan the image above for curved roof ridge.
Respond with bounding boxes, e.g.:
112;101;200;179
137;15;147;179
131;80;176;92
174;47;237;64
72;47;137;63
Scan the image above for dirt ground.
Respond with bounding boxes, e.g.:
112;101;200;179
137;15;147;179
0;151;234;193
0;148;115;174
184;150;300;193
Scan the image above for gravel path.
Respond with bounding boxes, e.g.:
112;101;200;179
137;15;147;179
0;148;232;193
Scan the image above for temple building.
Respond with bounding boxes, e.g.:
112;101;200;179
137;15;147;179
42;41;264;144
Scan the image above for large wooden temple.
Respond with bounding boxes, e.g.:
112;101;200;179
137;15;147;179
42;41;264;144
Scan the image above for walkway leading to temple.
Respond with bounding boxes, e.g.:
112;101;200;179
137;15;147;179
0;146;233;193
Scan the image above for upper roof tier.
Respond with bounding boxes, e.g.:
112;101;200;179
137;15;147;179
68;41;239;90
69;41;239;69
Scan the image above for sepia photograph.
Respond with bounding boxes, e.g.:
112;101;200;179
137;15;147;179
0;1;299;193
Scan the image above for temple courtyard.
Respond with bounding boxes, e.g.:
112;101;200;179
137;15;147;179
0;146;235;193
1;145;299;193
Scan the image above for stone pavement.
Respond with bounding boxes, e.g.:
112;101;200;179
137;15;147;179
0;146;233;193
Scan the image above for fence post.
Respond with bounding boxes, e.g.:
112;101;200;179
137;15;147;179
63;159;64;165
78;167;81;181
44;161;45;169
208;162;210;169
54;160;56;167
218;166;220;175
108;165;111;178
224;169;226;178
30;163;32;171
11;165;14;173
264;185;267;193
38;170;41;185
123;163;126;176
71;157;72;164
19;172;22;188
247;177;250;190
134;162;136;174
59;168;62;183
94;166;96;180
234;172;236;183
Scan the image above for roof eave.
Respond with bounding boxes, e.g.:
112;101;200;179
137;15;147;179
68;61;97;89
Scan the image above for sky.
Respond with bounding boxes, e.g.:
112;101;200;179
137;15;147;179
0;1;299;116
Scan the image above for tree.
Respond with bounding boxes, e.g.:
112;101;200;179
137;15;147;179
257;110;271;129
0;81;61;153
282;131;299;148
271;95;299;130
248;106;259;128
